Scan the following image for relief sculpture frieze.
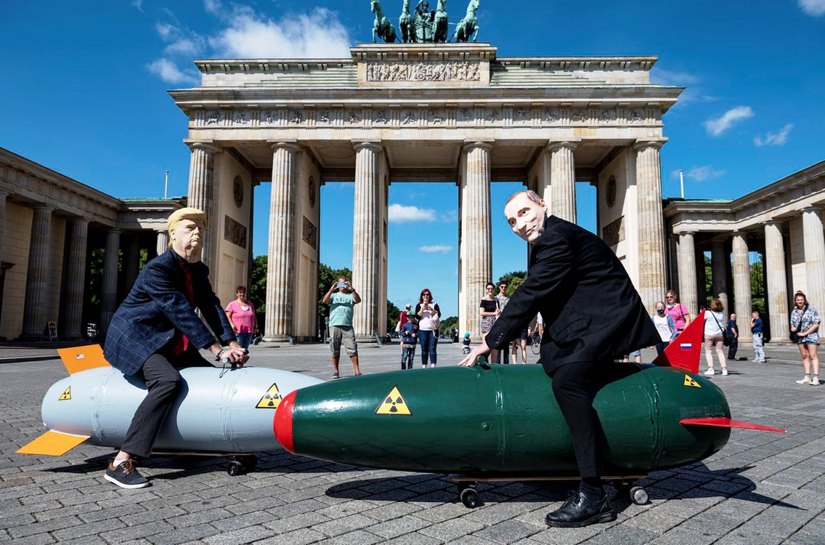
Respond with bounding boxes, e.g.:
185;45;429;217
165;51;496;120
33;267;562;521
366;61;481;82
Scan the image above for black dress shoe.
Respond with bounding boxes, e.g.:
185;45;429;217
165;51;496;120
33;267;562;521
545;490;616;528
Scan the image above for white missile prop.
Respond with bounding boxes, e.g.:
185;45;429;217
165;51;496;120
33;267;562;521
17;345;323;468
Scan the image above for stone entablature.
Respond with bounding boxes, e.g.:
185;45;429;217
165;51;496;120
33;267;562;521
664;161;825;234
0;148;120;227
188;104;664;130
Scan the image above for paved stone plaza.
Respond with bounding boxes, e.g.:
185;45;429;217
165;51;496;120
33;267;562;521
1;340;824;544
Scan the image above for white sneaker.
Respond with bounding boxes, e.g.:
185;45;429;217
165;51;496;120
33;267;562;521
811;377;820;386
704;368;715;376
722;369;728;376
796;376;811;385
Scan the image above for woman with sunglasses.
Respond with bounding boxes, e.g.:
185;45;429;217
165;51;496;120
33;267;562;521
665;290;691;333
790;291;821;385
415;289;441;368
479;282;501;364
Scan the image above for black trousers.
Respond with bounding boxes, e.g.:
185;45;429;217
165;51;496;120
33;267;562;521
120;346;211;459
550;361;606;480
727;337;738;359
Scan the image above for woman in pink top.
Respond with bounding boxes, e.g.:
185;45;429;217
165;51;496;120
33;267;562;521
665;290;691;333
225;285;257;349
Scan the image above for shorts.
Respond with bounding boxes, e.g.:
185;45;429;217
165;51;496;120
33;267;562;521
330;325;358;357
519;329;529;341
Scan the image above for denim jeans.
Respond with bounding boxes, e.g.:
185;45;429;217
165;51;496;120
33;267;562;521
418;329;438;366
401;344;416;369
752;332;765;361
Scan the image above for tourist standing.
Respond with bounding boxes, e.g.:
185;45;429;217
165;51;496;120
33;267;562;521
665;290;691;333
400;315;417;370
750;311;766;363
495;282;511;363
322;276;362;379
651;301;677;356
703;298;728;376
726;313;739;361
790;291;821;386
415;288;441;367
479;282;500;364
225;285;257;349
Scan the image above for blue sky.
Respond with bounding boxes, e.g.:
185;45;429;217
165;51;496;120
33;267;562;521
3;1;824;318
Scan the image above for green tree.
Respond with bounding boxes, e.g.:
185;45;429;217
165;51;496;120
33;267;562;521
704;254;712;306
497;271;527;296
249;255;268;330
387;300;401;333
750;256;766;317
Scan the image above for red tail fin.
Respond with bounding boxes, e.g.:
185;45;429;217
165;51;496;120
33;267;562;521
680;417;785;433
653;309;704;374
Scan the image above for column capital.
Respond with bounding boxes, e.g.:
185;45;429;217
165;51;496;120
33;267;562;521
801;205;823;214
632;138;667;151
764;218;784;228
352;140;382;153
33;204;54;213
184;140;221;153
69;217;90;226
462;140;494;153
732;230;748;239
676;229;696;237
545;140;580;153
270;140;302;153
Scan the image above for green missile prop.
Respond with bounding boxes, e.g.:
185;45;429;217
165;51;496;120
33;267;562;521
275;364;740;476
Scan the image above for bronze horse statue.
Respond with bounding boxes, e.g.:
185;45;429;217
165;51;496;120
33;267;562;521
399;0;412;43
371;0;397;43
454;0;479;42
432;0;449;43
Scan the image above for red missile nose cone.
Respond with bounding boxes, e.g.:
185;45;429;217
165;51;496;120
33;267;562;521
274;390;296;453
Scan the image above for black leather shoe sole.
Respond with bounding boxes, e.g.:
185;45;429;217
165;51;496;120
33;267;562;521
546;509;616;528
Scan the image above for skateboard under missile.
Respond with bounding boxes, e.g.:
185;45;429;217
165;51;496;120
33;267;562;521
275;311;784;506
17;345;323;475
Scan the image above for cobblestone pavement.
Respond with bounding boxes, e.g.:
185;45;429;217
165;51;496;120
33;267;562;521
1;340;824;544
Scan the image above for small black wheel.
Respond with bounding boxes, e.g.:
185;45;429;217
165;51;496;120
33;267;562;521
630;486;649;505
226;460;246;476
459;487;481;508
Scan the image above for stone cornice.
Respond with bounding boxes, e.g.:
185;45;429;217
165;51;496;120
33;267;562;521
663;161;825;234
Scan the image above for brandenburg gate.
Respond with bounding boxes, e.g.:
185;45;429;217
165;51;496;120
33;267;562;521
171;43;681;342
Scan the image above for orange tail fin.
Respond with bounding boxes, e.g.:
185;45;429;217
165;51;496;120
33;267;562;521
653;309;705;375
56;345;111;375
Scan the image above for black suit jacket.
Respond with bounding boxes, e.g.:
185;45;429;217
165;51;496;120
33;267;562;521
104;249;236;375
485;216;659;373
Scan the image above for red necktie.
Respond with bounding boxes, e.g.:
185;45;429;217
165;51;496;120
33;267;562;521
173;266;195;355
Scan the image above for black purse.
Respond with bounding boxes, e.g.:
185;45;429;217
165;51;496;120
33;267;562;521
790;330;799;343
710;312;729;346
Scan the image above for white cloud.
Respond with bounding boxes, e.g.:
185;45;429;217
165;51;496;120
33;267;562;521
165;37;204;56
799;0;825;16
388;204;437;223
704;106;754;137
650;67;699;87
754;123;794;147
209;7;351;58
204;0;222;15
131;0;144;12
418;245;453;254
685;165;726;182
146;59;197;84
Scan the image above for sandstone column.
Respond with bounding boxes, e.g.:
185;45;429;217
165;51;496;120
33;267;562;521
22;206;54;339
460;142;493;338
764;220;789;342
677;231;698;317
802;207;825;313
546;141;578;223
187;142;219;266
351;142;381;342
634;140;667;313
710;239;729;312
64;219;89;339
100;228;121;334
156;231;169;257
732;232;752;342
0;191;7;266
264;142;300;342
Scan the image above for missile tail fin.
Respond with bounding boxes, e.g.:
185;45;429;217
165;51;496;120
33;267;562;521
680;416;785;433
57;344;111;375
652;309;704;374
17;430;90;456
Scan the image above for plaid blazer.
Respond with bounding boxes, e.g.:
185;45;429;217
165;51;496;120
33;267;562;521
104;249;236;375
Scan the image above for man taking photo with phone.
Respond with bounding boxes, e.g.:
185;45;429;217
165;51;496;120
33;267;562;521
322;276;362;379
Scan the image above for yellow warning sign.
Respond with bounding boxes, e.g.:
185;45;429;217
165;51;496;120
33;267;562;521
684;375;701;388
256;383;282;409
375;386;412;415
58;386;72;401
